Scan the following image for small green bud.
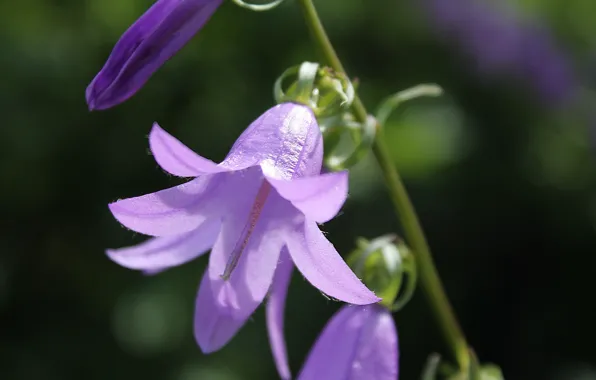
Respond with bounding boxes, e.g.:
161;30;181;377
347;235;415;309
314;68;354;116
273;62;354;118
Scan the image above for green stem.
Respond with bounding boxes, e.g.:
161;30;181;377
296;0;471;371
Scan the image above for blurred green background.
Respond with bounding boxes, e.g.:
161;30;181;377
2;0;596;379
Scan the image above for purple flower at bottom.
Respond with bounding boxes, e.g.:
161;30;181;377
298;304;399;380
106;103;380;373
86;0;223;110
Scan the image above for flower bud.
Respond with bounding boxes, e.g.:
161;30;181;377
273;62;354;117
347;235;415;309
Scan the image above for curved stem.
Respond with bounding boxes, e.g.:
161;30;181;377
296;0;471;371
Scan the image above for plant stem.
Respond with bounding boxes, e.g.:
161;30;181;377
296;0;471;371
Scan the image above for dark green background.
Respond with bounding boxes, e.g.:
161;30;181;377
2;0;596;379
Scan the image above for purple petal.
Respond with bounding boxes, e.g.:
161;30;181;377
267;170;349;223
149;123;223;177
266;249;294;380
194;270;248;353
220;103;324;179
86;0;223;110
298;305;370;380
108;174;224;236
298;305;398;380
207;193;292;320
106;219;220;272
286;221;380;305
108;167;264;237
351;307;399;380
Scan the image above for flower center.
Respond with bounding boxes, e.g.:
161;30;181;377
221;180;272;280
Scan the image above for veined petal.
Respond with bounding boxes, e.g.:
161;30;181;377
220;103;323;179
266;249;294;380
108;167;263;237
267;170;349;223
286;221;380;305
106;219;220;272
86;0;223;110
298;305;370;380
207;193;292;320
149;123;222;177
351;307;399;380
194;271;247;353
108;174;223;236
298;305;398;380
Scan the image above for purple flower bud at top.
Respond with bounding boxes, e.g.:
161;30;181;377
86;0;223;110
298;304;399;380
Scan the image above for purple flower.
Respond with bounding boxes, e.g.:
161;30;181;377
422;0;576;106
298;305;399;380
106;103;380;365
86;0;223;110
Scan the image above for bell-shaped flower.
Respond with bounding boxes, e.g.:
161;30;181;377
86;0;223;110
298;304;399;380
107;102;380;360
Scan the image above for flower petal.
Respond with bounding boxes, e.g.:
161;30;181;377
149;123;222;177
109;167;264;237
86;0;223;110
266;249;294;380
298;305;397;380
286;221;380;305
207;193;292;320
108;174;224;236
220;103;323;179
194;271;248;353
298;305;372;380
351;307;399;380
106;219;220;272
267;170;348;223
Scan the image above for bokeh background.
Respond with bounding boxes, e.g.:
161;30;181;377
2;0;596;379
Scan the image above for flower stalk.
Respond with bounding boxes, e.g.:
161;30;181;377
295;0;472;372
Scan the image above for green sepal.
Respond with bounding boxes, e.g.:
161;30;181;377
231;0;286;11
